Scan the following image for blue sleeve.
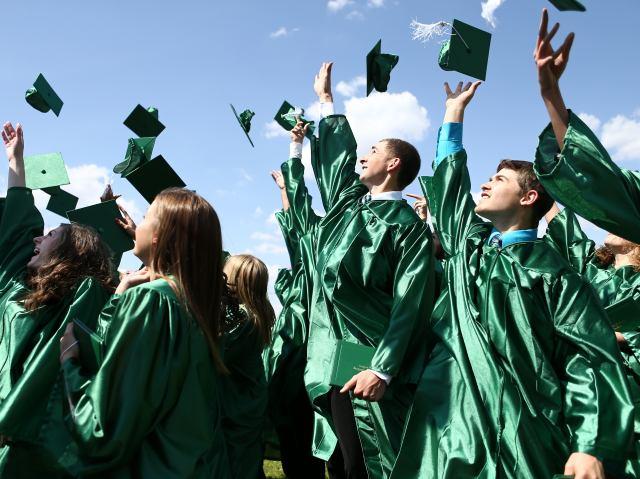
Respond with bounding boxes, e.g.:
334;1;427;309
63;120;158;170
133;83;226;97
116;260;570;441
435;122;463;168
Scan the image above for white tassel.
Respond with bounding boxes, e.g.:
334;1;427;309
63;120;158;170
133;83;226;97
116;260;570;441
409;20;451;43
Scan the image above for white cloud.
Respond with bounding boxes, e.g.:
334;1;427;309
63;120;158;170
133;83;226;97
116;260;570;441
577;112;602;133
264;120;289;139
481;0;507;28
368;0;384;7
328;0;353;11
601;113;640;162
255;243;287;255
236;168;254;184
346;10;364;20
269;27;299;39
253;206;263;218
336;76;367;98
250;231;281;242
343;91;431;156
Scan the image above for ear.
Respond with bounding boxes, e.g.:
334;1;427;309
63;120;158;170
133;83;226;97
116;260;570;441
520;189;539;207
386;157;401;174
151;234;159;246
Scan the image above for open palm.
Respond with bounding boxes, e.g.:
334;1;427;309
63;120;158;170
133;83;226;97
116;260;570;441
2;122;24;161
445;81;482;110
534;9;575;91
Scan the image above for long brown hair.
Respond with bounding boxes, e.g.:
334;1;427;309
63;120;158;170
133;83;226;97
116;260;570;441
23;224;116;311
150;188;226;373
224;254;276;346
595;244;640;272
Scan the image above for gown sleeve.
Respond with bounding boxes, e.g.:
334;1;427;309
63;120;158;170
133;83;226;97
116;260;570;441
0;188;44;290
61;286;191;469
544;208;595;275
428;150;489;257
311;115;366;212
281;157;322;237
370;220;435;378
534;111;640;244
552;272;634;459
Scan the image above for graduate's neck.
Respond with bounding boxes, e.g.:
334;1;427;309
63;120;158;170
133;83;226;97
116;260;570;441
490;215;538;234
368;177;401;195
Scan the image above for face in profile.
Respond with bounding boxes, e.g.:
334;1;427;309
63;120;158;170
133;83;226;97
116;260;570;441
359;140;395;186
28;225;65;270
133;201;159;265
474;168;531;220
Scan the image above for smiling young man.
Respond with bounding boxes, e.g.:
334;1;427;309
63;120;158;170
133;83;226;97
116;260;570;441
299;62;435;478
389;74;634;478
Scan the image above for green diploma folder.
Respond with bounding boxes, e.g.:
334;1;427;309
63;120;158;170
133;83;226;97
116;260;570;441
329;340;375;387
72;317;104;374
605;293;640;333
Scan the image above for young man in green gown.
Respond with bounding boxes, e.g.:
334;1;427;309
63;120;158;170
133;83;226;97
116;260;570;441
389;19;634;477
301;62;436;478
532;9;640;244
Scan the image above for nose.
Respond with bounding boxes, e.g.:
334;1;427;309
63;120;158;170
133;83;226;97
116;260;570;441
480;182;490;191
359;156;366;165
33;236;43;244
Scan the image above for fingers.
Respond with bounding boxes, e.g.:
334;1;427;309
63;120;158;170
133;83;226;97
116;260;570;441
118;203;131;219
456;81;463;93
463;81;472;92
555;32;575;62
469;81;483;95
405;193;424;200
444;82;453;96
538;8;549;43
6;122;16;138
543;22;560;47
1;130;7;145
340;376;357;394
64;322;75;335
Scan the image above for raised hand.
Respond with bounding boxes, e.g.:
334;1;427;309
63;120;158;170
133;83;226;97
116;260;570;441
116;204;137;239
100;184;121;202
314;62;334;103
115;267;151;294
2;122;24;162
534;8;575;94
270;170;285;190
444;81;482;111
290;120;309;144
406;193;429;221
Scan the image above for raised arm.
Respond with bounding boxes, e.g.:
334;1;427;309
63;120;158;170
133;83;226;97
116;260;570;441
0;122;44;288
543;204;595;274
429;82;488;256
270;170;290;212
310;62;363;211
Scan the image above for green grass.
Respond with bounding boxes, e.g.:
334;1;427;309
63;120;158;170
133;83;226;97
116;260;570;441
263;460;285;479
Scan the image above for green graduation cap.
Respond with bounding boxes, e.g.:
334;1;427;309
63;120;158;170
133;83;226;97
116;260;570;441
125;155;186;203
438;19;492;81
123;105;166;138
274;101;315;140
42;186;79;217
113;137;156;177
230;104;255;147
25;74;64;116
366;39;399;96
548;0;586;11
24;153;70;190
66;200;134;254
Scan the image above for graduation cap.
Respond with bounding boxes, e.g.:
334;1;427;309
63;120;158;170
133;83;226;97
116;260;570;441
410;19;492;81
366;39;399;96
24;153;70;190
123;105;166;138
274;101;315;139
548;0;586;11
113;137;156;177
124;155;186;203
25;74;63;116
230;104;255;147
66;200;134;254
42;186;79;217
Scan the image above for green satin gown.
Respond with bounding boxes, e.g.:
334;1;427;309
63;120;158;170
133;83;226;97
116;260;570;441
534;111;640;244
0;187;112;478
61;279;230;478
390;150;634;479
304;115;436;478
546;207;640;476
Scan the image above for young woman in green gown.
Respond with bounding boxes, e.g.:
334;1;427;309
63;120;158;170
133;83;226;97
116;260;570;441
59;188;231;478
221;254;275;479
0;122;115;478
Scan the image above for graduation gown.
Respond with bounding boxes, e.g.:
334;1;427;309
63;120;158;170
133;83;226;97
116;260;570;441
534;110;640;244
221;304;267;479
546;207;640;476
0;187;111;478
62;279;230;479
305;115;435;478
390;150;634;479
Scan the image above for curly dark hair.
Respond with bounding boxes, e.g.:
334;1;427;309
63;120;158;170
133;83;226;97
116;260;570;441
23;224;116;311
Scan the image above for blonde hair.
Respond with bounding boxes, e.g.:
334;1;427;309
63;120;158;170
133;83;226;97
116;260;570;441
595;244;640;272
224;254;276;346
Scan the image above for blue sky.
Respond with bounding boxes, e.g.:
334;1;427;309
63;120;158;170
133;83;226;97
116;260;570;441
2;0;639;304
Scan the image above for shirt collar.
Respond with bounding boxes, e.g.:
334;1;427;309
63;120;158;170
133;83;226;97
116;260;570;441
488;228;538;248
369;191;403;201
